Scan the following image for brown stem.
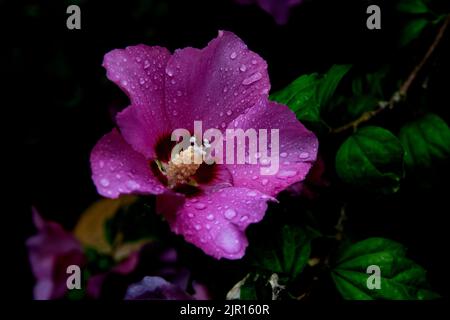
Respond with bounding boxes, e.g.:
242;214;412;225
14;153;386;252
335;205;348;240
332;14;450;134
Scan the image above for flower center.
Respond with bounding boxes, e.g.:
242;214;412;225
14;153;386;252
162;137;211;188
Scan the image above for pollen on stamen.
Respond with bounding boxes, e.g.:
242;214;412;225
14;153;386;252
164;139;207;188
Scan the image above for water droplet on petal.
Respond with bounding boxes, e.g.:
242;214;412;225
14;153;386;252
277;170;297;178
126;180;140;189
230;52;237;59
194;224;202;231
242;72;262;85
100;178;110;187
280;152;288;158
226;110;233;116
299;152;310;159
239;65;247;72
240;216;248;222
224;209;237;220
215;228;241;254
207;214;215;221
195;203;207;210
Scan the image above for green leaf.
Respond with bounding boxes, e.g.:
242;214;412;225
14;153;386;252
270;64;351;131
335;238;406;265
240;279;258;300
247;225;312;279
325;67;390;126
331;238;439;300
270;73;321;124
346;95;379;120
281;226;312;278
397;0;429;14
316;64;352;107
364;67;389;98
270;74;319;110
399;113;450;170
400;18;429;46
335;126;405;194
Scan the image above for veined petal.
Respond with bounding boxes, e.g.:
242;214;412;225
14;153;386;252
160;187;274;259
164;31;270;132
103;45;171;157
90;129;166;198
226;99;318;196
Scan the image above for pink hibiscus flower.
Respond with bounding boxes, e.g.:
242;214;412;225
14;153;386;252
90;31;318;260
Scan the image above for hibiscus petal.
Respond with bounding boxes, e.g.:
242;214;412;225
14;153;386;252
162;187;274;260
103;45;171;158
90;129;165;198
165;31;270;132
226;99;318;196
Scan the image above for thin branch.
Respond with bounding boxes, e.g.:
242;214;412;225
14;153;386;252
335;205;347;241
332;14;450;134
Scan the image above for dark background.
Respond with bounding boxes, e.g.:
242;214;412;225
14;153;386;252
5;0;449;299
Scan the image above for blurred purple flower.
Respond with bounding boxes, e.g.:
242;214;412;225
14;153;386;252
125;276;192;300
125;276;210;300
26;209;86;300
125;247;210;300
235;0;303;24
26;209;138;299
90;31;318;260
